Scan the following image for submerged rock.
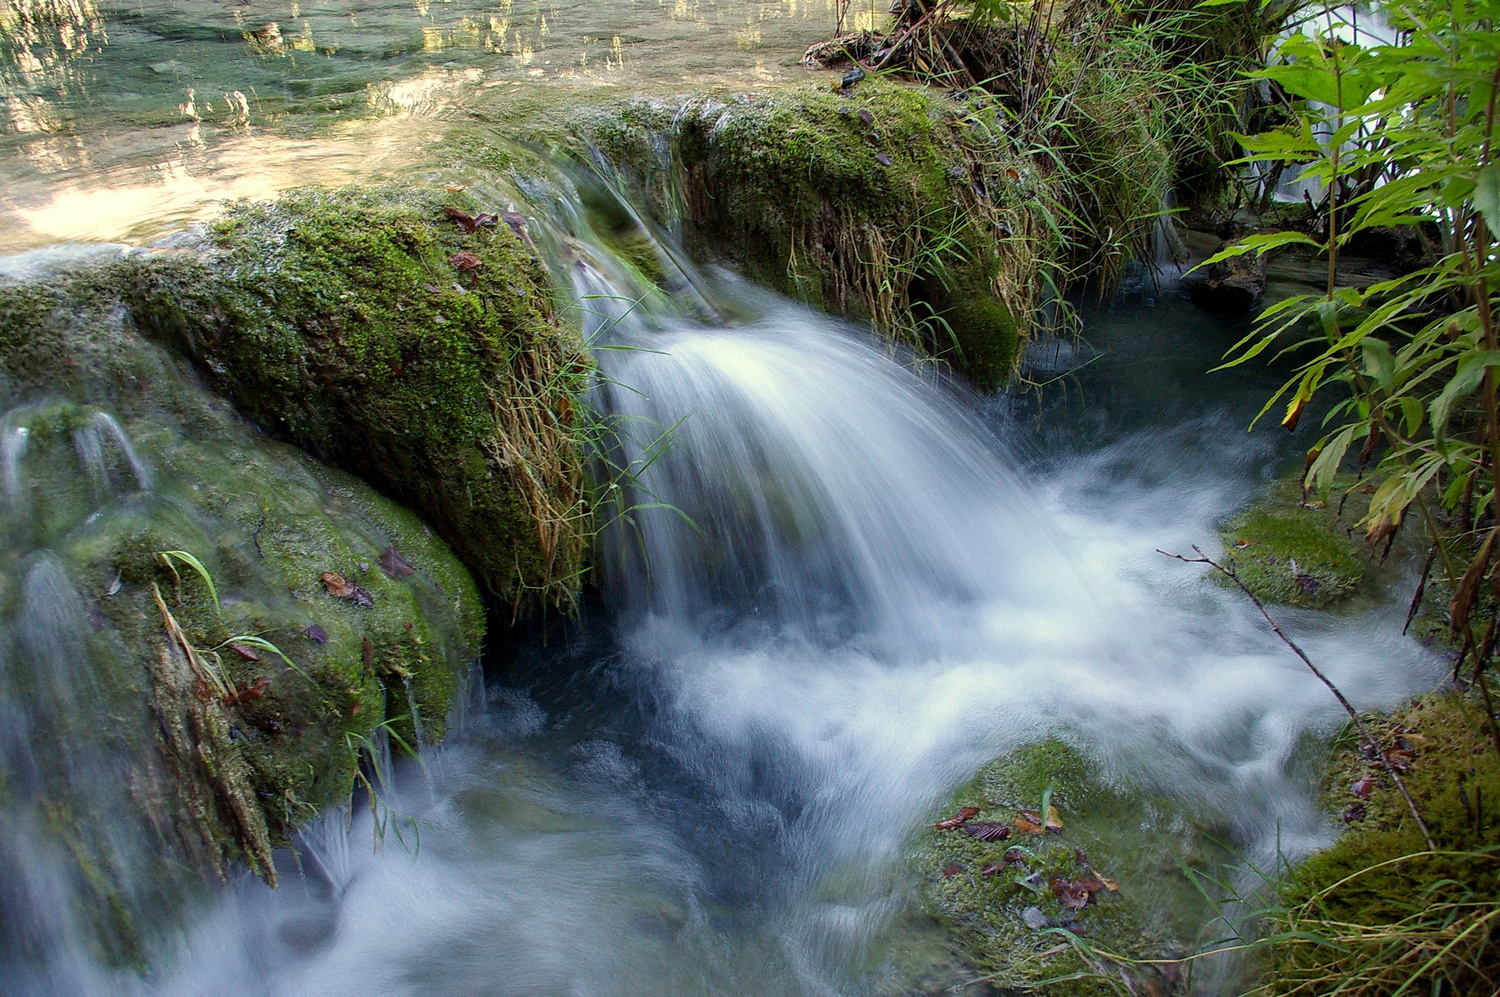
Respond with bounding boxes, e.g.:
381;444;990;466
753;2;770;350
918;740;1226;995
1185;238;1267;314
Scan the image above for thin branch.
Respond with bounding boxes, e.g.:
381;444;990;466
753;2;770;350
1159;545;1437;851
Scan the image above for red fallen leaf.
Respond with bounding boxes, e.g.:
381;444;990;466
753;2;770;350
362;637;374;671
1004;848;1023;864
934;806;981;830
222;677;271;706
305;623;328;644
323;571;375;608
1006;167;1020;180
473;213;498;228
450;250;484;272
941;863;965;879
1343;804;1367;824
1351;776;1376;798
965;822;1011;842
980;861;1001;876
858;108;873;124
1073;873;1107;895
227;641;262;661
444;206;479;232
1016;806;1064;835
875;153;893;166
1050;877;1092;910
380;545;415;579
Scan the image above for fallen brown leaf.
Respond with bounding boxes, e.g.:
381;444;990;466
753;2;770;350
222;677;271;706
227;641;261;661
980;861;1001;876
322;571;355;599
380;545;415;579
941;863;965;879
450;250;483;272
1050;877;1090;910
444;206;479;233
934;806;981;830
964;822;1011;842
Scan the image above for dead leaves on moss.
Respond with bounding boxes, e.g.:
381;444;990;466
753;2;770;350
934;805;980;830
321;570;374;608
1015;805;1064;835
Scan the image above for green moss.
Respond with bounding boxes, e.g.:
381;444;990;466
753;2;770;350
0;279;486;942
121;185;590;609
1221;477;1369;608
1267;693;1500;994
563;82;1046;388
918;740;1226;994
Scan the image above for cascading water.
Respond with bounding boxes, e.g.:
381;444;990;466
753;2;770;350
2;169;1442;995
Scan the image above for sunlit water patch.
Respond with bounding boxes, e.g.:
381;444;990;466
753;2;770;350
0;0;872;250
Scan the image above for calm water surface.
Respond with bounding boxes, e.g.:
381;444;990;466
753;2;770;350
0;0;875;248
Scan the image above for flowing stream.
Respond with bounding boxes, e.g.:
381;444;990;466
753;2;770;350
6;255;1440;994
0;3;1447;993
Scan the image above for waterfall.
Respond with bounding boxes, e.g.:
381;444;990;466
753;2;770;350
0;153;1445;997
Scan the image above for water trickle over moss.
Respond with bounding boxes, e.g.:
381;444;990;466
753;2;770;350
567;82;1041;387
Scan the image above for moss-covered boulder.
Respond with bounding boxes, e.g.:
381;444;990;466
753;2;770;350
918;740;1226;994
563;82;1044;389
1221;477;1370;608
0;262;482;954
122;185;591;611
1265;693;1500;994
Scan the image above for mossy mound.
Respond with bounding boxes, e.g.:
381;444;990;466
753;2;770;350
564;82;1041;389
1267;693;1500;994
0;265;482;956
917;740;1226;995
122;185;591;611
1221;478;1370;608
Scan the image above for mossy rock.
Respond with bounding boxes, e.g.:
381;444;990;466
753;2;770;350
917;740;1227;995
1221;478;1370;608
1267;693;1500;994
120;185;591;611
562;82;1042;387
0;264;483;955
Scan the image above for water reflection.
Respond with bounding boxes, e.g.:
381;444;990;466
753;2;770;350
0;0;886;251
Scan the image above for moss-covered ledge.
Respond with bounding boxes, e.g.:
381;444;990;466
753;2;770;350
1219;475;1372;609
122;185;591;613
557;82;1050;390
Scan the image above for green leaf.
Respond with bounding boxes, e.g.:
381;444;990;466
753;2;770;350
1475;164;1500;234
1308;424;1359;495
1361;337;1395;393
1431;349;1500;441
1399;396;1424;436
157;550;220;612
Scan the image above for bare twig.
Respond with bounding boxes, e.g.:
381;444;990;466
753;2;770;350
1159;545;1437;850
